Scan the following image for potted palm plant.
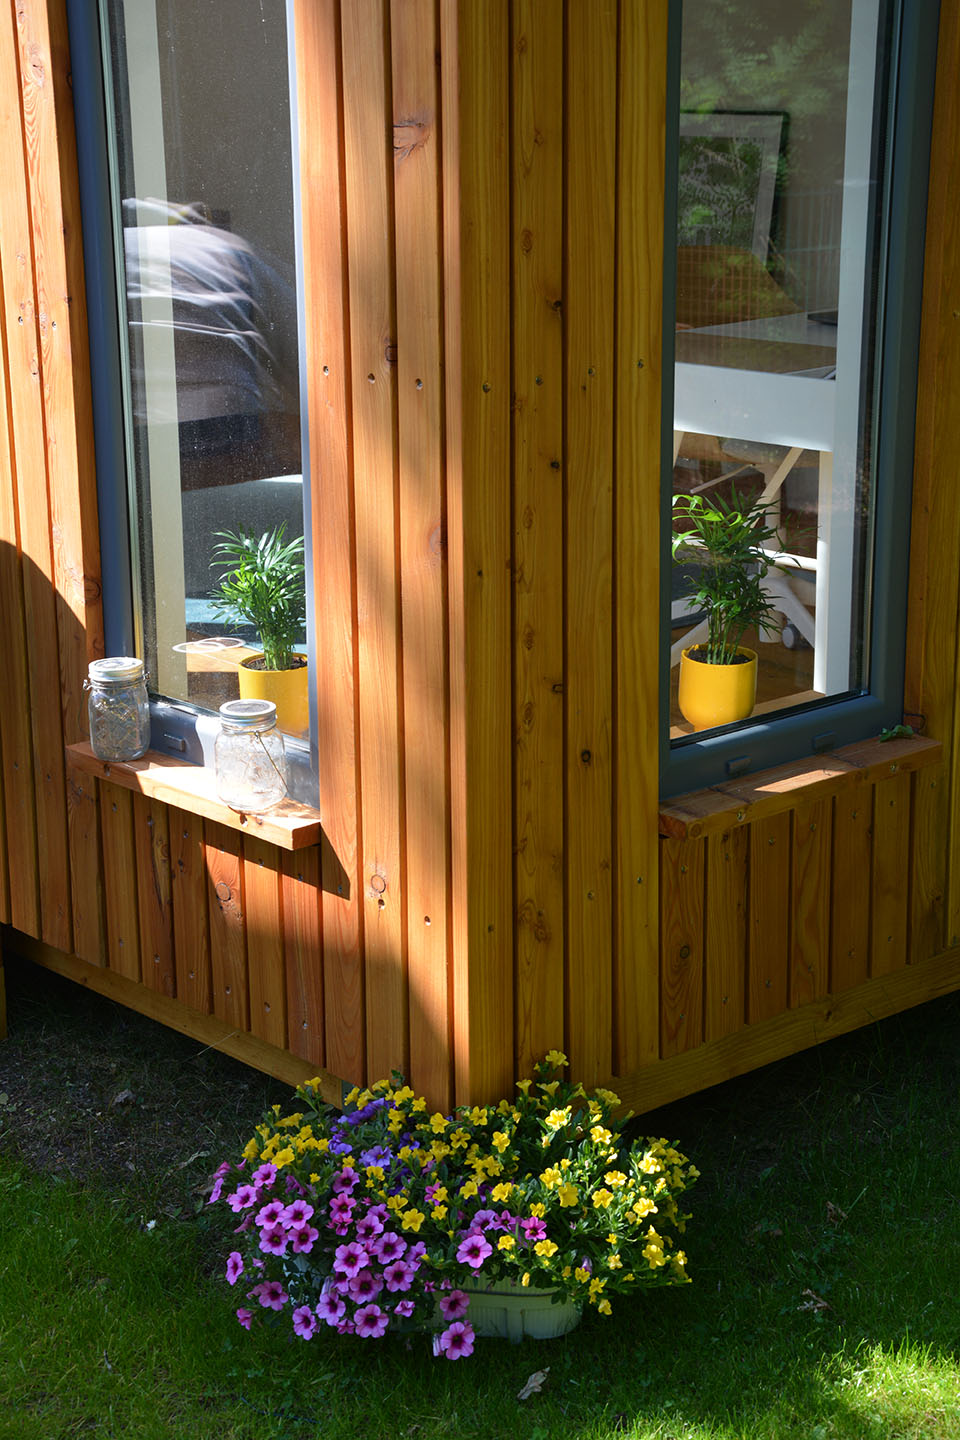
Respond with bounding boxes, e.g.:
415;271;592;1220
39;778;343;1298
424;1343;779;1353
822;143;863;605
210;524;308;736
671;487;795;732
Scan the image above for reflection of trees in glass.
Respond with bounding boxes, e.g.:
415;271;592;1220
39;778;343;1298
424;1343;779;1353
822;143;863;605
678;138;765;250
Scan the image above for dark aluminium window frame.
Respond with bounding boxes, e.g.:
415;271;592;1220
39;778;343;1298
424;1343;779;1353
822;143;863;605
659;0;941;800
64;0;318;802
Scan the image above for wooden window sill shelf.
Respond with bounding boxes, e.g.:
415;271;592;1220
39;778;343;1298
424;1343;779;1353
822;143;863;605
659;734;942;839
66;742;322;850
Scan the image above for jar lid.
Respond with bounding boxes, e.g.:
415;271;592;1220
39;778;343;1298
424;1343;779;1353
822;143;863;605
88;656;144;683
219;698;278;731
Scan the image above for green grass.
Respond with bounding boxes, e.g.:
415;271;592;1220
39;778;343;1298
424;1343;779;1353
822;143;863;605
1;963;959;1438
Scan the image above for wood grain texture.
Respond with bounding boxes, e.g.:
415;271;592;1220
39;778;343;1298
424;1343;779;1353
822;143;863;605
830;790;872;993
0;0;71;951
704;826;747;1040
392;0;451;1109
659;836;704;1057
282;847;324;1067
748;813;790;1024
790;798;831;1008
870;772;911;977
445;0;514;1104
910;764;947;960
205;821;249;1031
133;793;174;997
99;781;140;981
293;0;365;1083
243;838;287;1049
170;807;211;1014
614;0;668;1072
511;0;565;1076
564;0;617;1085
341;0;407;1085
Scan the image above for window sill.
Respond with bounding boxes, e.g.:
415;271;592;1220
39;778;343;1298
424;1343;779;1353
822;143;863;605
66;741;322;851
659;734;942;839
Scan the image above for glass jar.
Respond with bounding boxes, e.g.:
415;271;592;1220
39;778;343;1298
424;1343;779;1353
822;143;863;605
86;656;151;761
214;699;287;813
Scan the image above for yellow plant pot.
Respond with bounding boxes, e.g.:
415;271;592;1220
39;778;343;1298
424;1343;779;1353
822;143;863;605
238;655;309;738
678;646;757;732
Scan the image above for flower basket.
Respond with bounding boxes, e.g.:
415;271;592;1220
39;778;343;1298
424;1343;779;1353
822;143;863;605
209;1051;699;1360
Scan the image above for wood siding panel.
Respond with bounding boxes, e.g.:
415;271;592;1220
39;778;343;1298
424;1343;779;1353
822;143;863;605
100;781;140;981
392;0;451;1109
704;826;747;1040
170;807;211;1014
244;838;287;1049
511;0;565;1075
205;821;249;1032
133;793;174;997
660;836;704;1057
614;0;668;1072
564;0;617;1085
831;791;872;993
282;848;324;1067
341;0;406;1086
870;772;912;977
294;0;364;1083
445;0;514;1104
790;799;831;1008
748;813;790;1024
910;764;947;961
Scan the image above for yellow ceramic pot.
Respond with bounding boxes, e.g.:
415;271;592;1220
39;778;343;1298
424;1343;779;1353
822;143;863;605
678;646;757;732
238;655;309;738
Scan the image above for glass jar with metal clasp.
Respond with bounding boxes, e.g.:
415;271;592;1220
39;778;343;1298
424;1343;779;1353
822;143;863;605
86;656;151;762
214;698;288;813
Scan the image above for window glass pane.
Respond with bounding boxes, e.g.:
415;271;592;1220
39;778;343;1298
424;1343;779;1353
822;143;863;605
670;0;890;742
102;0;305;736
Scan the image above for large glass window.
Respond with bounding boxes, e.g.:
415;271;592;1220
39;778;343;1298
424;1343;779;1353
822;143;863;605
100;0;305;736
664;0;936;791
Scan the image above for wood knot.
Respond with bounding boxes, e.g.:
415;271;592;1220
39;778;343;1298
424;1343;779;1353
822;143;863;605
394;117;431;161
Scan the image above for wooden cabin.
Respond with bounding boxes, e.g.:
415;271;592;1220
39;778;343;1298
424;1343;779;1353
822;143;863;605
0;0;957;1115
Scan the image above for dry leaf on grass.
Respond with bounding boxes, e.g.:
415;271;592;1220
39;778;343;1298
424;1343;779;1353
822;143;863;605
518;1368;550;1401
798;1288;831;1313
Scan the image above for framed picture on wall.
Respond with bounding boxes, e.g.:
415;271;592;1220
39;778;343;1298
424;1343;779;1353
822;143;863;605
678;111;787;261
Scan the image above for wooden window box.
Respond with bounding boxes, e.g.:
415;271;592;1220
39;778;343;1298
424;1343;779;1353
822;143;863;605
66;742;322;851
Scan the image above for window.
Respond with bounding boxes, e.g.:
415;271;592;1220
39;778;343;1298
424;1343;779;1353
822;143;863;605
661;0;939;796
68;0;314;793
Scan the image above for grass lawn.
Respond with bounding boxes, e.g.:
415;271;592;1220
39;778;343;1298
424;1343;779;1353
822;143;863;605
0;955;958;1439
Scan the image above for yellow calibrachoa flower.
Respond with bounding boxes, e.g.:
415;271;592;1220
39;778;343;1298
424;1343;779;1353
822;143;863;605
412;1098;427;1112
545;1107;571;1131
430;1141;451;1161
632;1197;657;1220
604;1170;628;1188
430;1113;448;1133
592;1188;614;1210
401;1208;425;1232
559;1157;572;1171
521;1273;531;1287
575;1266;590;1285
393;1085;415;1104
274;1146;295;1169
386;1193;406;1211
469;1107;489;1126
594;1088;621;1107
558;1183;579;1208
640;1153;663;1174
534;1239;558;1259
528;1202;546;1218
432;1205;448;1221
492;1131;511;1153
643;1242;666;1268
543;1049;568;1068
460;1180;479;1200
431;1185;448;1203
597;1298;613;1316
492;1182;514;1202
539;1167;561;1189
278;1112;303;1129
497;1234;516;1251
590;1125;613;1145
539;1080;560;1098
516;1079;533;1095
607;1253;623;1270
242;1137;260;1162
589;1276;607;1296
449;1129;470;1150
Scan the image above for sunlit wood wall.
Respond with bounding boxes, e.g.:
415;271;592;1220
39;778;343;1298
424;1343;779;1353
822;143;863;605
1;0;960;1117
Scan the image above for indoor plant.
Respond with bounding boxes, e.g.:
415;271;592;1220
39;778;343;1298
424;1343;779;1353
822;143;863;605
210;1052;698;1357
671;487;794;731
209;524;308;735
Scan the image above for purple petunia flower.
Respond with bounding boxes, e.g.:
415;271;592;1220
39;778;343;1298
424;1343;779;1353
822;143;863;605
456;1233;493;1269
252;1163;277;1189
333;1241;369;1278
355;1210;385;1242
470;1208;502;1232
281;1199;315;1231
292;1304;318;1340
254;1280;288;1311
258;1224;288;1257
226;1184;258;1213
208;1176;226;1205
521;1216;547;1244
255;1198;286;1229
382;1260;416;1293
354;1303;389;1339
371;1230;406;1264
290;1225;319;1255
316;1290;347;1326
332;1167;359;1194
394;1298;416;1318
236;1307;253;1330
407;1241;427;1264
438;1290;470;1321
328;1193;356;1225
438;1321;475;1360
349;1270;384;1303
225;1251;244;1286
366;1204;390;1229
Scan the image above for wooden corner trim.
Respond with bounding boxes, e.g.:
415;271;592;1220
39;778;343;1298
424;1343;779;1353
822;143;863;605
659;734;943;839
66;742;323;851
